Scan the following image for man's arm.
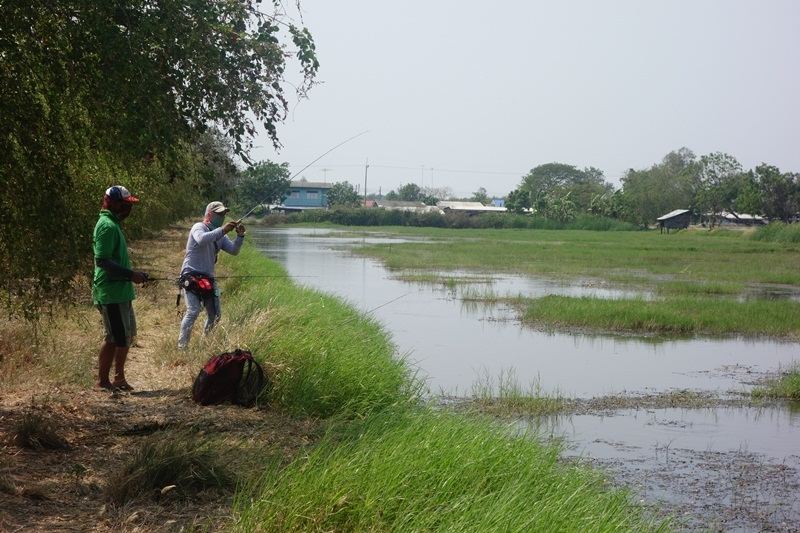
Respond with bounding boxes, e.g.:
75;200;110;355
96;258;148;283
190;224;225;246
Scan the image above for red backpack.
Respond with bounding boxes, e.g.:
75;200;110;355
191;349;269;406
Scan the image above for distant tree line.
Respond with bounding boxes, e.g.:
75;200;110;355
351;149;798;226
506;149;799;226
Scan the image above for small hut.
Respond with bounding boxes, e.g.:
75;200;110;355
657;209;690;234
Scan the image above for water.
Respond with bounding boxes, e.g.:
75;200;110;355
250;227;799;397
251;226;800;529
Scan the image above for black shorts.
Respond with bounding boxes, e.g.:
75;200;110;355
97;301;137;347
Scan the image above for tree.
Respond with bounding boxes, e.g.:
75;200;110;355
327;181;361;207
620;148;697;226
0;1;318;316
396;183;423;202
505;188;532;214
516;163;612;212
236;161;291;214
695;152;743;224
470;187;491;204
756;164;800;222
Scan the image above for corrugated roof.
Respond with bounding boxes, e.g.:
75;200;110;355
438;201;507;212
657;209;690;221
290;178;333;189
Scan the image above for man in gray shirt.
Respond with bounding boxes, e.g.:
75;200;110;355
178;201;245;349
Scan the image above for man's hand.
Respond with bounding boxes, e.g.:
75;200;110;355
222;221;238;234
131;271;149;284
236;223;246;236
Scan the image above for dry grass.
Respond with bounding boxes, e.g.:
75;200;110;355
12;409;70;451
0;224;323;532
106;433;233;505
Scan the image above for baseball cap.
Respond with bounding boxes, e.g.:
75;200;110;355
206;201;229;214
105;185;139;203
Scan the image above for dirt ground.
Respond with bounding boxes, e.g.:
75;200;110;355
0;226;320;532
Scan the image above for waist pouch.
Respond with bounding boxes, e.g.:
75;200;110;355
179;272;215;298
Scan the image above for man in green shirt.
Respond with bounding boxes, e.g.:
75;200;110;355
92;185;149;391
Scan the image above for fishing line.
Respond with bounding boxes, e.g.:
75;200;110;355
236;129;370;222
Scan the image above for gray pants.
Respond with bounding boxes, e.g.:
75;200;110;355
178;289;220;348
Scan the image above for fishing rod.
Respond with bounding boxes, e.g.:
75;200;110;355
235;129;370;223
143;274;318;282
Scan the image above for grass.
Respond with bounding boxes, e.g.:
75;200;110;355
106;433;233;505
751;222;800;243
516;295;800;338
394;272;493;288
752;365;800;400
349;226;800;290
468;368;569;416
234;407;665;532
12;410;71;450
220;245;419;418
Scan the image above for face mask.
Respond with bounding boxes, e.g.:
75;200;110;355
208;214;224;229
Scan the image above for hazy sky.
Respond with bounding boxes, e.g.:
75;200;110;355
252;0;799;198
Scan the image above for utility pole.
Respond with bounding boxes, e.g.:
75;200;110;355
321;167;331;183
363;158;369;207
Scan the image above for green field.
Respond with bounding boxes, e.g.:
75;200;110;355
350;226;800;288
343;226;800;338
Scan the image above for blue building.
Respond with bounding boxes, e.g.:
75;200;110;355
281;178;332;210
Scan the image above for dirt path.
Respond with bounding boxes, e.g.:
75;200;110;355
0;226;318;532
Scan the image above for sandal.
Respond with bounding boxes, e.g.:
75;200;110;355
111;380;134;392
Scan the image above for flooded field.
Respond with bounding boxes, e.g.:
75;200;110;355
251;227;800;530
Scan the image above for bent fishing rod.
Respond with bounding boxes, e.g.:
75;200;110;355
235;129;370;223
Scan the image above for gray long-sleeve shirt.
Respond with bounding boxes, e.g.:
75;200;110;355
180;222;244;277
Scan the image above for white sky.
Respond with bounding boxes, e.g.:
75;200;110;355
252;0;799;198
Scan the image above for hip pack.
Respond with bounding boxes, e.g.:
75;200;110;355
179;271;214;296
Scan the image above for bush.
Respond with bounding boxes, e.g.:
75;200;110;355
281;208;638;231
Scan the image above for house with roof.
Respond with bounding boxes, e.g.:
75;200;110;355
717;211;766;226
279;178;333;211
656;209;691;233
374;200;440;213
437;201;507;215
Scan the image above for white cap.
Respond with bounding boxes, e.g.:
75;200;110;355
205;201;229;214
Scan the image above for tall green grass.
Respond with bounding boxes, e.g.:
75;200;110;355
469;368;568;416
223;245;418;418
751;222;800;243
518;295;800;337
752;365;800;400
235;408;664;532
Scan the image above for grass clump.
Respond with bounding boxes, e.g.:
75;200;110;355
518;295;800;338
13;411;70;450
752;365;800;400
235;408;663;532
751;222;800;243
469;368;568;416
106;434;233;505
223;245;418;418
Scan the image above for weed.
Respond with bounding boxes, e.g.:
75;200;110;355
12;410;70;450
469;368;568;416
752;365;800;400
106;433;233;505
